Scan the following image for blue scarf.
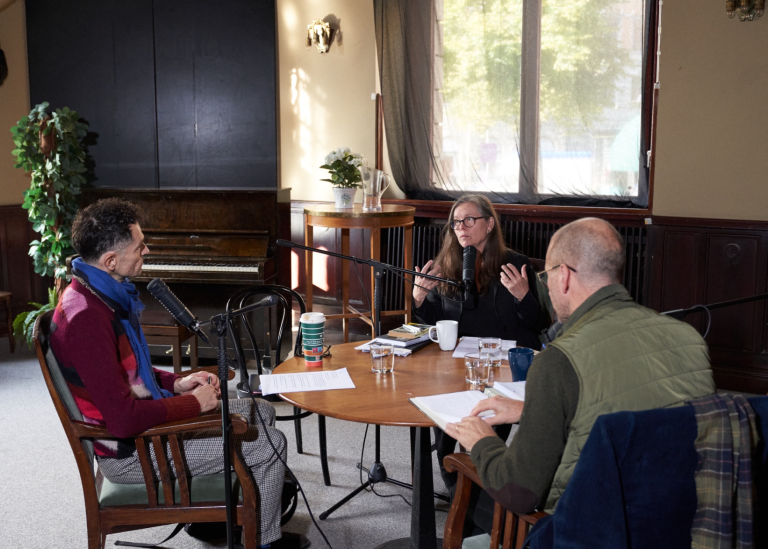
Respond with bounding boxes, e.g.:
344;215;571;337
71;258;173;399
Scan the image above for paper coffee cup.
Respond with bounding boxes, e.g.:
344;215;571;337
300;313;325;365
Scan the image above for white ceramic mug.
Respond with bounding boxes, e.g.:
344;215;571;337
428;320;459;351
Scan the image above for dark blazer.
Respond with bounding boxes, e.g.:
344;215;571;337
413;250;544;349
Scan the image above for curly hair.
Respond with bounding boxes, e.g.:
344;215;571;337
433;194;510;297
72;198;142;262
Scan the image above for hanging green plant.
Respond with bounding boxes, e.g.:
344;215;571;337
10;102;88;348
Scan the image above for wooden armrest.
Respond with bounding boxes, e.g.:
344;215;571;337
521;511;548;525
444;452;483;488
70;413;248;439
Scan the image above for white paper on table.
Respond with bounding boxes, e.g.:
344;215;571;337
260;367;356;396
451;337;518;359
354;341;413;356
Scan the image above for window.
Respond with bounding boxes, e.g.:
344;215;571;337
434;0;646;202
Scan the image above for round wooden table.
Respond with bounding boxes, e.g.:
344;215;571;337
277;341;512;549
303;204;416;342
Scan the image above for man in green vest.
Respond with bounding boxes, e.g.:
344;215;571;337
445;217;714;524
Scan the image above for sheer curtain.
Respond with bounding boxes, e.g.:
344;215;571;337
374;0;654;207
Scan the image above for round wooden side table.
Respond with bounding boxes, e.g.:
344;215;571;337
304;204;416;342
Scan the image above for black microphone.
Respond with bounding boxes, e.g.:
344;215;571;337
276;239;295;248
147;278;204;339
462;245;477;301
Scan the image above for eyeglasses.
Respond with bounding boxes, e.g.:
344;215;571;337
450;216;488;230
536;264;578;287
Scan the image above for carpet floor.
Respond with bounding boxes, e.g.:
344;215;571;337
0;337;452;549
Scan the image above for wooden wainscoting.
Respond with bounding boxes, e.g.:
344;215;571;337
647;217;768;394
0;205;48;340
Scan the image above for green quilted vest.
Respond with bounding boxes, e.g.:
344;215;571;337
544;285;714;513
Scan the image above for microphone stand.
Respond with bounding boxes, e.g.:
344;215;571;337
661;293;768;319
197;298;294;549
277;239;461;520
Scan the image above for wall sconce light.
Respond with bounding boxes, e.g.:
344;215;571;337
726;0;765;20
306;19;333;53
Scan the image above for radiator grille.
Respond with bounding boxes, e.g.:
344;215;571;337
380;220;647;311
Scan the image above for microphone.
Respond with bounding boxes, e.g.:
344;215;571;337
462;245;477;301
276;239;295;248
147;278;209;343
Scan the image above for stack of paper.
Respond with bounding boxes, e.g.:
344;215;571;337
260;368;356;396
355;342;414;356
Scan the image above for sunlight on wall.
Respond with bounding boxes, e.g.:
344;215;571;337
277;0;376;201
291;248;330;291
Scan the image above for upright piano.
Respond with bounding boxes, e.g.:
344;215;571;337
80;188;291;359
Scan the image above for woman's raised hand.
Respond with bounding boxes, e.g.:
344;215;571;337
501;263;530;301
413;260;441;307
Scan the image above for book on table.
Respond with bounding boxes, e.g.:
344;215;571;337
409;383;526;432
372;332;432;347
387;323;432;339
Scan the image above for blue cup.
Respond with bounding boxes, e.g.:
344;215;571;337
508;347;535;381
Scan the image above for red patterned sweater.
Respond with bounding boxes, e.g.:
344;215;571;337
50;278;200;458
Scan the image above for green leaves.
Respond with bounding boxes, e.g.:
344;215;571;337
9;102;87;281
320;151;364;188
12;288;58;350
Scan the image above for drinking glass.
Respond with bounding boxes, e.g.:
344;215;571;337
370;343;395;373
478;338;502;369
465;353;490;386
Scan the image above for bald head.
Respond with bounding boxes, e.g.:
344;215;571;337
548;218;624;289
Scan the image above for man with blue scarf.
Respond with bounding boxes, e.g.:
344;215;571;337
51;198;295;547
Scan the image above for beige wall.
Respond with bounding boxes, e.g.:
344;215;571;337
0;0;30;206
653;3;768;220
276;0;378;201
5;1;765;217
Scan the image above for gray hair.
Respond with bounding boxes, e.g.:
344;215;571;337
548;218;624;286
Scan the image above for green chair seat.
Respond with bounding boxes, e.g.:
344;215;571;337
99;473;243;507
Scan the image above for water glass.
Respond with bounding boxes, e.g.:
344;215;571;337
465;353;490;386
371;343;395;373
478;338;502;369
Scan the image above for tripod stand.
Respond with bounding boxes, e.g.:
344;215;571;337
276;239;462;521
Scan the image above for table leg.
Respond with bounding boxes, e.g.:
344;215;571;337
341;228;350;343
412;426;440;548
172;342;182;375
189;336;198;369
370;222;381;339
404;223;413;324
305;215;313;313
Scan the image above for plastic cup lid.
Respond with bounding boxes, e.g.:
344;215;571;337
300;312;326;323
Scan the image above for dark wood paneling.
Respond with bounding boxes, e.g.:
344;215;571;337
26;0;278;190
153;0;277;188
26;0;158;188
648;216;768;394
0;205;48;328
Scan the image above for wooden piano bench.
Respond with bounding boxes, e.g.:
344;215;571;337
140;310;198;374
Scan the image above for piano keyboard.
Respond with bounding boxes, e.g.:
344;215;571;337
142;262;260;274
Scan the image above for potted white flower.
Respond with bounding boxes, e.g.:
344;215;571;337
321;147;366;208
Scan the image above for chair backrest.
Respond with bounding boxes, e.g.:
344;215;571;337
34;310;101;501
526;395;768;549
226;285;306;378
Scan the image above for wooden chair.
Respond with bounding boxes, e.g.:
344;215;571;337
443;453;547;549
227;285;331;486
34;310;265;549
0;290;14;353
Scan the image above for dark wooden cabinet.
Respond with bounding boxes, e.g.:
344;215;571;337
26;0;277;190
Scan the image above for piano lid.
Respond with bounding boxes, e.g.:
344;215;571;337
81;188;289;237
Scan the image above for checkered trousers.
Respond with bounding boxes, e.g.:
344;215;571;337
97;398;287;545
